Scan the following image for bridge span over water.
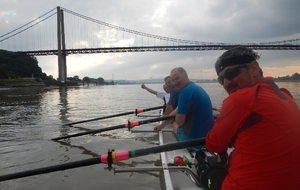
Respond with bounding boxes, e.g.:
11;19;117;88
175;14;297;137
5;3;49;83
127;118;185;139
1;7;299;83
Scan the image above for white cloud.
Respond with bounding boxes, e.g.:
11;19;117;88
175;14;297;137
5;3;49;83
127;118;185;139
151;1;171;28
0;0;299;80
0;11;16;18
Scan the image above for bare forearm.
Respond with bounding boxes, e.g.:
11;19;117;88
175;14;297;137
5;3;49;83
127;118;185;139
175;113;185;126
154;107;176;131
163;104;175;116
142;84;157;95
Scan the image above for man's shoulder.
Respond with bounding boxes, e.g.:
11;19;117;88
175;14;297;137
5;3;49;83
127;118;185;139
225;81;262;107
230;78;272;98
183;82;207;96
182;82;198;90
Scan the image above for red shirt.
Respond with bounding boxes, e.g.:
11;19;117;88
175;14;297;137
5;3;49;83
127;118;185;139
206;77;300;190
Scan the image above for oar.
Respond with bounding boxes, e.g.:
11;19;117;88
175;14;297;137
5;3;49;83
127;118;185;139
52;115;175;141
0;138;205;182
62;105;165;126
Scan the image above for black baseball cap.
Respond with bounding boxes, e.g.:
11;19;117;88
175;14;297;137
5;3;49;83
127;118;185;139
215;46;260;74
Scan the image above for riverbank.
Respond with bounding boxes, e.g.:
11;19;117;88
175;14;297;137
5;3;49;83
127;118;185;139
0;78;82;88
0;78;46;88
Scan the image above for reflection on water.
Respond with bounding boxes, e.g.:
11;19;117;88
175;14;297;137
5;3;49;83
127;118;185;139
0;82;299;190
58;86;72;142
0;85;164;190
58;86;70;122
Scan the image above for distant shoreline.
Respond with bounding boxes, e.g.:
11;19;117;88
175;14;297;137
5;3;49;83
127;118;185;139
274;79;300;82
1;78;299;89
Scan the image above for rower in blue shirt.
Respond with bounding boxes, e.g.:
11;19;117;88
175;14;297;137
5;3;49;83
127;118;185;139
170;67;214;141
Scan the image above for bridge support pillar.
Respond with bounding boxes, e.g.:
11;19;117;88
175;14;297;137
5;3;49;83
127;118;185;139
57;6;67;84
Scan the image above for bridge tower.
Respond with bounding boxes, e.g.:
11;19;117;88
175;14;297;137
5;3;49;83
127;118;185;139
57;6;67;84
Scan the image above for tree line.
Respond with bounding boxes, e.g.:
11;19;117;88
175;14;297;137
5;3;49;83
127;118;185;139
0;50;110;85
0;50;49;80
274;72;300;82
67;75;112;85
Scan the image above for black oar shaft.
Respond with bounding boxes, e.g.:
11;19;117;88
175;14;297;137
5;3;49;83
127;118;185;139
137;115;174;125
63;111;133;126
63;105;165;126
142;105;165;112
0;157;100;182
0;138;205;182
52;124;125;140
52;115;175;141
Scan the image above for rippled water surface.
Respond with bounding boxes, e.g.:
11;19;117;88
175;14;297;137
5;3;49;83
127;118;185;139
0;82;299;190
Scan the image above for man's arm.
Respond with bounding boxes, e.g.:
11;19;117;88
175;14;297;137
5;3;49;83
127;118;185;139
172;113;186;134
206;97;248;153
154;88;179;131
141;84;157;95
154;107;177;131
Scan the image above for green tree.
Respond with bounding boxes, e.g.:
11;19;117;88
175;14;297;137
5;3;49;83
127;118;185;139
97;77;104;84
0;50;48;80
74;75;80;81
291;73;300;80
82;76;90;82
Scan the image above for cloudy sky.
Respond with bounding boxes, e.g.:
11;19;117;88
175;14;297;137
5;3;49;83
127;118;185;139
0;0;300;80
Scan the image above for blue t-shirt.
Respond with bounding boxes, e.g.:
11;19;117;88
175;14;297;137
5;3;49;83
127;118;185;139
177;82;214;140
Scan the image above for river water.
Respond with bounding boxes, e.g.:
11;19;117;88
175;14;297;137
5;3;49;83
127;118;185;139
0;82;299;190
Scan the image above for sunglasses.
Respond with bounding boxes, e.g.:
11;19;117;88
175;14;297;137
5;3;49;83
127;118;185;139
218;64;249;85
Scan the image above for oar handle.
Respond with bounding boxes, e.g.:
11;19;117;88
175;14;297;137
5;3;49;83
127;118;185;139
135;115;175;126
139;105;165;113
132;137;205;157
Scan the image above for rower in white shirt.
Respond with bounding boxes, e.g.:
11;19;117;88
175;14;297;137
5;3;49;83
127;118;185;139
141;83;170;104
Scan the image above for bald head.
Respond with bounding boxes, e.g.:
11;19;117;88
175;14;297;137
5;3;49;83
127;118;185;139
170;67;190;89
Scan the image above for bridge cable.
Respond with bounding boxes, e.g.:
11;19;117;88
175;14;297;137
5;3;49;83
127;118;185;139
0;8;56;39
0;12;56;43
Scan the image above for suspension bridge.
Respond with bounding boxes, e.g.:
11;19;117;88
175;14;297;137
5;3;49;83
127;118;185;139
1;6;300;83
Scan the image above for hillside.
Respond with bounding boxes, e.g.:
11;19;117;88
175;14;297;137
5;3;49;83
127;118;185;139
0;50;48;80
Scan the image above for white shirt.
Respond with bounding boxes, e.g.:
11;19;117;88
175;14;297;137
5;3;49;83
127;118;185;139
156;92;170;104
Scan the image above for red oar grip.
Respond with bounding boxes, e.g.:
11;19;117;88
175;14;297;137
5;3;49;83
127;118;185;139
100;151;130;163
124;121;140;128
134;109;144;115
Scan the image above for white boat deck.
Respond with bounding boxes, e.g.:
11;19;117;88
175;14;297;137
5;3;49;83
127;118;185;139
159;126;205;190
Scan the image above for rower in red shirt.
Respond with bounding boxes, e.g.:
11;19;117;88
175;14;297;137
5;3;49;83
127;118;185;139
206;46;300;190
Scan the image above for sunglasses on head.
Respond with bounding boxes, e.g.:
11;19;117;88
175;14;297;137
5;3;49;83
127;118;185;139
218;64;249;85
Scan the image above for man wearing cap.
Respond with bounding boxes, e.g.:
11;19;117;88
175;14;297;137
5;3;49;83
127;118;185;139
206;46;300;189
